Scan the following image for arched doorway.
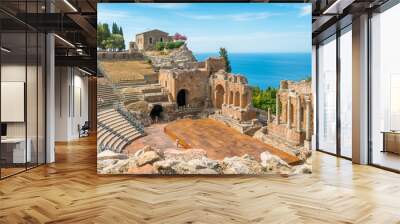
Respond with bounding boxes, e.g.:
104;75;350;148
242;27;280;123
177;89;188;107
150;104;163;120
215;85;225;109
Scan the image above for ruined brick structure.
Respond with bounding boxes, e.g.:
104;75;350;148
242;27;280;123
159;57;256;122
210;70;256;121
265;80;313;149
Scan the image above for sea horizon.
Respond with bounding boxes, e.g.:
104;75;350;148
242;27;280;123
194;52;311;89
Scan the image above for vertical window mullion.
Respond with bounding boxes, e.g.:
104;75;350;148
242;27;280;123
336;28;341;157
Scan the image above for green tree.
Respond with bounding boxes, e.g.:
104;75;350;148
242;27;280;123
112;22;119;34
105;34;124;51
119;26;125;50
219;47;232;73
102;23;111;50
97;23;105;49
251;86;278;113
98;22;125;51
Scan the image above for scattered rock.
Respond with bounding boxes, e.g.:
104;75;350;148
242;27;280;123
127;164;155;174
188;158;221;171
97;150;128;160
137;151;161;166
97;159;118;170
153;159;180;174
222;154;262;174
134;145;154;158
164;148;207;162
172;161;197;174
100;159;130;174
260;151;292;174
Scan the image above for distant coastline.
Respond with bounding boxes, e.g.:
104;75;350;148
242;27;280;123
194;52;311;89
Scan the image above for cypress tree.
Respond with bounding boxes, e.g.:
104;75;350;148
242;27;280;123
219;47;232;73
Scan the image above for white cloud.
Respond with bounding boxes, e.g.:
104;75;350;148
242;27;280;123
299;5;311;17
179;12;277;22
231;12;273;21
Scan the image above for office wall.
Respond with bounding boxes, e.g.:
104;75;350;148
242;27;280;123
1;64;38;137
54;67;89;141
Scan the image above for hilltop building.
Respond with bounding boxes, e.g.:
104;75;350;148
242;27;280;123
131;29;172;51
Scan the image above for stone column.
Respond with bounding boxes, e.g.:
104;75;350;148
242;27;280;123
275;94;280;124
267;108;271;123
296;95;301;132
287;96;291;129
305;97;311;141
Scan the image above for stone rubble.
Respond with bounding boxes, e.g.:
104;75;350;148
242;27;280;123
97;145;312;175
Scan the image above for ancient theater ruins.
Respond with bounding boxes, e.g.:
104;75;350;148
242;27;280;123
97;29;312;175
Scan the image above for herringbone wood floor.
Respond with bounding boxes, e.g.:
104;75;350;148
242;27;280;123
1;135;400;224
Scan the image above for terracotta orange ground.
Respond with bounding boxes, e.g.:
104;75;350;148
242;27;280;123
124;123;177;155
164;119;301;165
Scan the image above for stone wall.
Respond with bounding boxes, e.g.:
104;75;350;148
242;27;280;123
285;80;312;94
272;79;313;149
205;57;226;75
159;68;209;108
209;70;256;121
97;51;144;60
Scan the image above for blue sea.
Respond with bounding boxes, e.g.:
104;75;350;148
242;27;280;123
195;53;311;89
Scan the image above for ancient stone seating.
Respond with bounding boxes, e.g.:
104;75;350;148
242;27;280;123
120;83;168;104
97;109;144;153
115;79;148;90
122;92;143;103
97;82;119;107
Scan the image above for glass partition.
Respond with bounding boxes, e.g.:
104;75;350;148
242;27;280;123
317;35;337;154
339;27;352;158
370;3;400;171
1;31;28;177
0;1;46;179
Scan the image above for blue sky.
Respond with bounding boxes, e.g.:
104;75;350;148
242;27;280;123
98;3;311;53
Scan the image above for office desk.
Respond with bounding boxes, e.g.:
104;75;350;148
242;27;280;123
1;138;31;163
381;131;400;154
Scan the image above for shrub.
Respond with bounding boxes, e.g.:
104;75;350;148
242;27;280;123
165;42;175;50
164;41;184;50
174;41;184;48
251;86;278;113
155;42;165;51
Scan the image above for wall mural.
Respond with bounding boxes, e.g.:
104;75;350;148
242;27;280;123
97;3;313;175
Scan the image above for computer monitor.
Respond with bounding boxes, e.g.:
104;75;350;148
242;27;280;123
1;123;7;137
